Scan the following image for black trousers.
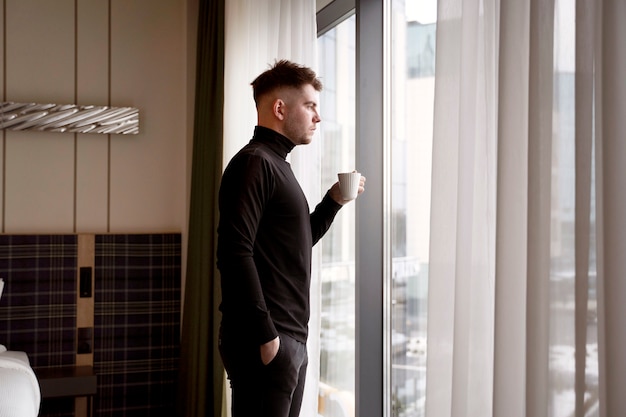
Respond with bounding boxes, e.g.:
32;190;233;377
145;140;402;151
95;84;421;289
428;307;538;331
219;331;308;417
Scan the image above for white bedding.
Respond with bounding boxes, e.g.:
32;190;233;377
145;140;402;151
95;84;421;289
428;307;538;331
0;346;41;417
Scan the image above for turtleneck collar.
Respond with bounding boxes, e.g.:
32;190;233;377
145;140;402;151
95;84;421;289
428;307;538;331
251;126;295;160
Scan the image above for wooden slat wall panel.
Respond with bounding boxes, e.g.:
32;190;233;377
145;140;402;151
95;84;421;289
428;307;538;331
76;0;111;232
4;1;76;232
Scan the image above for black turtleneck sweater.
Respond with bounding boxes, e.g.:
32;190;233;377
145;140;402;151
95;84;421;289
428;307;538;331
217;126;342;345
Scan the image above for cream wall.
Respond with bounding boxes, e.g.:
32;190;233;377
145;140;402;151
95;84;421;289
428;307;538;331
0;0;191;236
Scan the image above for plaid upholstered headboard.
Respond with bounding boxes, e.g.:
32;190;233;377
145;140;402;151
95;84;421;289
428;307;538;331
0;233;181;417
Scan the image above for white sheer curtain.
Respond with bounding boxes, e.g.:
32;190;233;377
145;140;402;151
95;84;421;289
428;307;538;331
426;0;626;417
426;0;498;415
223;1;322;417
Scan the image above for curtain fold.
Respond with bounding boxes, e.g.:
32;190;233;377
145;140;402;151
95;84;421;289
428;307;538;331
599;1;626;415
574;1;594;415
492;1;530;416
178;0;225;416
526;0;554;415
427;0;499;415
426;1;499;416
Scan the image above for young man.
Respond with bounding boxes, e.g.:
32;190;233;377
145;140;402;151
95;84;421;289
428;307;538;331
217;60;365;417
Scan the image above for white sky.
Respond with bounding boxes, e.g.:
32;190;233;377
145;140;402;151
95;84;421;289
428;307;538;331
406;0;438;24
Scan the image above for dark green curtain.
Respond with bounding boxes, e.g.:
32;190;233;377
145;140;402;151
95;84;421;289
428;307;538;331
178;0;225;416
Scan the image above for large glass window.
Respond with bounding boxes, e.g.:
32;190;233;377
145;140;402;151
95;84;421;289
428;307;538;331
317;14;357;417
317;1;436;416
389;1;436;416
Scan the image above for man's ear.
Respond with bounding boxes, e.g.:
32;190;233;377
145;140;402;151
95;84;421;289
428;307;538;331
273;99;286;120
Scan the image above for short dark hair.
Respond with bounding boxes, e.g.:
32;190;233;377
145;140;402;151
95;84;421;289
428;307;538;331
251;60;323;105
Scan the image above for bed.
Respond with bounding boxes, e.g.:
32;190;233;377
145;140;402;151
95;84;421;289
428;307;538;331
0;345;41;417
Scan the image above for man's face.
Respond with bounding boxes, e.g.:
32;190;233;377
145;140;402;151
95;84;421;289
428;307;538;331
281;84;321;146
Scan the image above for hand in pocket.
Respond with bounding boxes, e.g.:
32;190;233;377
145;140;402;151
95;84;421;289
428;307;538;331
260;336;280;365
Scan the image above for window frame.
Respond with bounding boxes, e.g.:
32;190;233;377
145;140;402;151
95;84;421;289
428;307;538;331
317;1;390;416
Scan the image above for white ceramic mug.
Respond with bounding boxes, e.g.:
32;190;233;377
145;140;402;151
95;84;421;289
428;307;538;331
337;172;361;200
